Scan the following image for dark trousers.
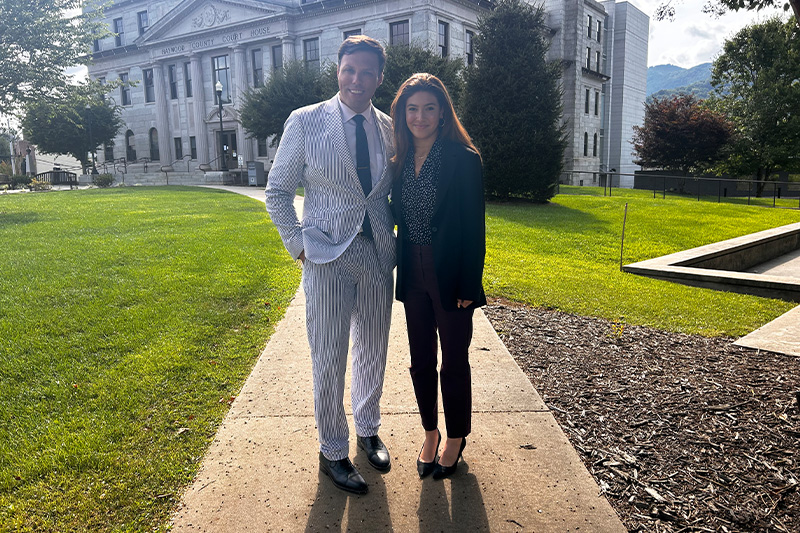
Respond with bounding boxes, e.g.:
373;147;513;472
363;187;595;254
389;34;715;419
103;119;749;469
403;244;473;438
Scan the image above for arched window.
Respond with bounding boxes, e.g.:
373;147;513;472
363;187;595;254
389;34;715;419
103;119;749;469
583;132;589;157
593;133;598;157
149;128;160;161
126;130;137;161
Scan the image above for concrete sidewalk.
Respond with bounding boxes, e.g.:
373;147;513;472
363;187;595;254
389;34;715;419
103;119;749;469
170;187;624;531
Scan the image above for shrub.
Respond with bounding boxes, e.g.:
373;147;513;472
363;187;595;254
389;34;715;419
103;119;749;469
92;173;114;188
11;175;32;189
29;179;52;191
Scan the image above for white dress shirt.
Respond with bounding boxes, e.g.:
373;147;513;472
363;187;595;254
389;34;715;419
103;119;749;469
338;95;384;187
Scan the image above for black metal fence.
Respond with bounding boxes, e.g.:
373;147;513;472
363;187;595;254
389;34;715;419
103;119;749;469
560;170;800;209
35;170;78;186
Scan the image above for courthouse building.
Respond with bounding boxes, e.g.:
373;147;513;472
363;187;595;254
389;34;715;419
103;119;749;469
85;0;648;186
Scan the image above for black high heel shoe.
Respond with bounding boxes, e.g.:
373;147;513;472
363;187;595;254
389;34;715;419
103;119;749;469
432;438;467;480
417;430;441;478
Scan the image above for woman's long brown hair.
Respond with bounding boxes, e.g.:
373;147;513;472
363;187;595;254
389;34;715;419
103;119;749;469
389;73;479;173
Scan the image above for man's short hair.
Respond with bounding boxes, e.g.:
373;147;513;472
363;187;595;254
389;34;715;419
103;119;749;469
337;35;386;73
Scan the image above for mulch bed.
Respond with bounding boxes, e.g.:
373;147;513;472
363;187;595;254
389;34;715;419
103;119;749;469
484;299;799;533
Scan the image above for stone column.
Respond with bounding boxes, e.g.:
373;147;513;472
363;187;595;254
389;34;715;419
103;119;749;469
153;63;173;164
231;45;253;165
232;45;247;103
190;53;210;165
282;36;295;62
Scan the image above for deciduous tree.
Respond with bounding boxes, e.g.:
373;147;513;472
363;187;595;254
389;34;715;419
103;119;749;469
240;61;337;147
0;0;106;115
22;82;123;173
632;94;733;174
709;17;800;193
462;0;566;202
655;0;798;26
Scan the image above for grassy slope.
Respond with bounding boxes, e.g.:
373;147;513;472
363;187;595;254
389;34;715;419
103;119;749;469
485;189;800;336
0;187;299;532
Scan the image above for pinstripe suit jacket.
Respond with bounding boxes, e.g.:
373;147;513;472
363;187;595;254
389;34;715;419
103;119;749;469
266;95;396;272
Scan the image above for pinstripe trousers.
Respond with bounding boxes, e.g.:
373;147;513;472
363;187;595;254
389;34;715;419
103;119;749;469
302;235;393;461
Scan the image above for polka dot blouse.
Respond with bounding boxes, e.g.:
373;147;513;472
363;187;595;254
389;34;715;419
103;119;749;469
401;138;443;246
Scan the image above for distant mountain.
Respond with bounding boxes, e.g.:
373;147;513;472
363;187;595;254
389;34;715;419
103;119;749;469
647;63;713;98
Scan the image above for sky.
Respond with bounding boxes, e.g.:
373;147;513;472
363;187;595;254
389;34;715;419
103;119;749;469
630;0;789;67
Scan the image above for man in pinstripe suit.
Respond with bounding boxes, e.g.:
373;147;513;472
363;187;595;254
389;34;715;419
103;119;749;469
265;36;395;495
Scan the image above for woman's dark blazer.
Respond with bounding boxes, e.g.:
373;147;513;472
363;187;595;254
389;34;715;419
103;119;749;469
391;139;487;312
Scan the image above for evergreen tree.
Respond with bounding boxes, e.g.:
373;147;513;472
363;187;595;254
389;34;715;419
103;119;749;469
462;0;566;202
373;44;465;114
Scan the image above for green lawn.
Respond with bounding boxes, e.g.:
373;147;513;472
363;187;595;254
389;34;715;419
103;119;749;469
0;187;299;532
485;189;800;336
1;185;799;531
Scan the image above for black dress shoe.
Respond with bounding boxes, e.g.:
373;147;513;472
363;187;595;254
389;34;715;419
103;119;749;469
319;452;368;494
357;435;391;472
417;430;441;479
432;438;467;480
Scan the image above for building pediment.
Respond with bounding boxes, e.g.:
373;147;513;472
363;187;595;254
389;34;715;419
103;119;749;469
206;105;240;123
138;0;290;46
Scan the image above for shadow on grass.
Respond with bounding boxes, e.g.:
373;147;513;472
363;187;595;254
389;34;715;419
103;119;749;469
0;211;40;226
487;200;604;233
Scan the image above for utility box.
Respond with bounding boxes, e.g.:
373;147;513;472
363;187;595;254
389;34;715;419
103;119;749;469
247;161;265;186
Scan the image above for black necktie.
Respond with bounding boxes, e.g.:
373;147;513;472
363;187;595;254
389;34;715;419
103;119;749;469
353;114;372;239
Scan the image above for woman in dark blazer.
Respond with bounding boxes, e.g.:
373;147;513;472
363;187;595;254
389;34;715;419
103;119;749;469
390;73;486;480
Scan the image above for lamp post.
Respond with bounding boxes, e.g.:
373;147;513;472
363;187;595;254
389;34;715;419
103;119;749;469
215;80;227;171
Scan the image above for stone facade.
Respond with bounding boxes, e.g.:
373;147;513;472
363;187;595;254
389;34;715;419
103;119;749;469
85;0;648;186
600;0;649;188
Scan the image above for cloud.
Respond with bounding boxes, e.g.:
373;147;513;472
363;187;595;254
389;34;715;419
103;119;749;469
685;25;715;39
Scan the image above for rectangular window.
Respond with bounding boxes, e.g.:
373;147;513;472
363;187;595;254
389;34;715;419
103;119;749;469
113;18;124;47
137;11;149;36
596;50;601;72
466;30;474;65
594;90;600;116
303;38;319;71
587;15;593;38
586;47;592;69
119;73;131;105
583;132;589;157
252;48;263;87
104;143;114;161
343;29;361;40
597;20;602;42
271;45;283;71
143;68;155;103
168;65;178;99
212;55;231;104
184;62;193;97
189;136;197;159
593;133;598;157
93;38;100;52
585;89;590;114
438;21;449;57
174;138;183;160
257;138;268;157
390;20;410;47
